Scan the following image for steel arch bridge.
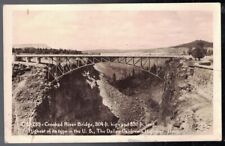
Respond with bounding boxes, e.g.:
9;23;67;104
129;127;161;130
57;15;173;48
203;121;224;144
14;54;182;82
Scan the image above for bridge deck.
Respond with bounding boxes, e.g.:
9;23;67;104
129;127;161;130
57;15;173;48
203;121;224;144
15;54;184;58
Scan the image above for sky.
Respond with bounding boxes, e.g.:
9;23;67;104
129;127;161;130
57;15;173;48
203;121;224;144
13;10;213;50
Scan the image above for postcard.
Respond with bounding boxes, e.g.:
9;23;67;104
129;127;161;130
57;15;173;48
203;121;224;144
3;3;221;143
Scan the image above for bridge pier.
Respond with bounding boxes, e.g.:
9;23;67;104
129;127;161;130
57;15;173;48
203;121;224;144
36;57;42;63
26;57;32;63
55;57;61;65
13;54;17;62
13;55;23;62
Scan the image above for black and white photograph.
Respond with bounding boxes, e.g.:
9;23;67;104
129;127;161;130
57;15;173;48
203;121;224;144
3;3;221;143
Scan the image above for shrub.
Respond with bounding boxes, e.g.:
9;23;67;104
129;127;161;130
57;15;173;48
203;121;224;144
191;42;206;61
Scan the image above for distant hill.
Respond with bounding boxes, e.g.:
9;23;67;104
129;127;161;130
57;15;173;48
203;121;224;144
13;44;51;49
142;40;213;55
83;49;122;54
172;40;213;49
84;40;213;54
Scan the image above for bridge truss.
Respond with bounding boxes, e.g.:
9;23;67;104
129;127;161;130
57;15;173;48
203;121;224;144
14;54;181;82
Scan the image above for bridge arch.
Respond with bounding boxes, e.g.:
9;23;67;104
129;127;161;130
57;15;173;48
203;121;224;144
50;61;165;83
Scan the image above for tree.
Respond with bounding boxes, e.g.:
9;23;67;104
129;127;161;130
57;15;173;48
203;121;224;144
206;49;213;56
191;42;206;61
112;73;116;82
187;47;192;55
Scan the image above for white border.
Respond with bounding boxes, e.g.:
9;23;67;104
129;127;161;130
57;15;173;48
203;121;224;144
3;3;222;143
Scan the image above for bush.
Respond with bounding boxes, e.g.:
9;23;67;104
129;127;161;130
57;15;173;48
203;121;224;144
191;42;206;61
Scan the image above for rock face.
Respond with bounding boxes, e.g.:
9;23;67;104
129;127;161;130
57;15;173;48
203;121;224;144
34;66;119;135
96;68;163;129
12;64;48;134
12;58;213;135
140;59;213;135
160;60;178;126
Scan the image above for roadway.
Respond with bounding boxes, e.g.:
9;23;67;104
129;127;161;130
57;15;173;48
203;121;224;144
14;54;189;59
